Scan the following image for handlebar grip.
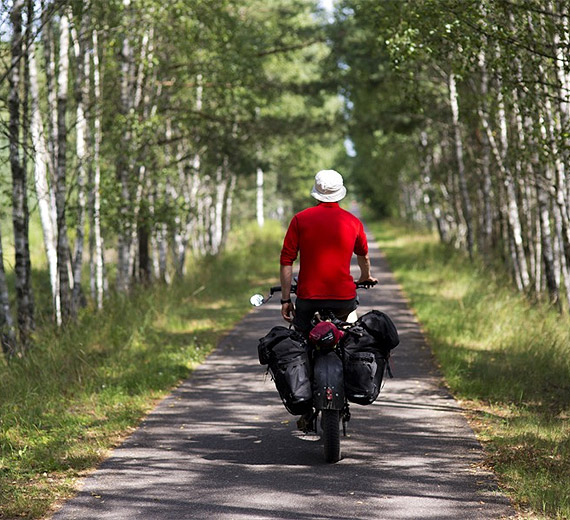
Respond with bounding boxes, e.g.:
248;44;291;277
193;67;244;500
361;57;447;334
356;280;377;288
269;284;298;295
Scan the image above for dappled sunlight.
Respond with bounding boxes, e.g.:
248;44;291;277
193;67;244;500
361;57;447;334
51;231;514;520
370;221;570;519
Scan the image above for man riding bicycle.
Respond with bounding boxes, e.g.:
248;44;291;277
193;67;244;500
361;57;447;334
279;169;378;335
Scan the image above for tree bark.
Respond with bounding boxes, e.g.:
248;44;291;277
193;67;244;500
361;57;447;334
212;162;227;254
448;72;474;259
55;11;74;320
30;43;60;324
537;167;560;308
256;167;265;227
0;226;18;357
71;12;90;310
9;0;35;347
478;106;530;289
42;1;58;180
90;29;105;309
420;131;448;243
221;173;237;249
116;0;134;292
479;48;493;253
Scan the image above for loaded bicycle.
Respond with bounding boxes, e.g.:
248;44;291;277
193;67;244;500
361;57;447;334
251;281;398;463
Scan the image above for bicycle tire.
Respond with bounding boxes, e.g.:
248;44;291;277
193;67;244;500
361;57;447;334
322;409;341;463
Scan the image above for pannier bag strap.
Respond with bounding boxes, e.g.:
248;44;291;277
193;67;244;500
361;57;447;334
386;357;393;379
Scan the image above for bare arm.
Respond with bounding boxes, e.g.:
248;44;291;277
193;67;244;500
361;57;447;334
279;264;295;322
356;254;378;284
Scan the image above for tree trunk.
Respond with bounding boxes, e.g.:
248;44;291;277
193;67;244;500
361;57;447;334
42;1;58;180
138;207;151;284
256;167;265;227
448;72;474;259
212;164;227;254
116;1;134;292
55;11;74;320
71;14;90;310
0;226;18;357
478;47;493;253
478;105;530;289
91;29;104;309
9;0;35;347
30;43;60;324
498;61;529;289
221;173;237;249
420;131;448;242
537;169;560;308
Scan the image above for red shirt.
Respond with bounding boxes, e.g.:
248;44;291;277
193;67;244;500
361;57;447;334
280;202;368;300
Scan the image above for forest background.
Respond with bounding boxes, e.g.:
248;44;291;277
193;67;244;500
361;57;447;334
0;0;569;519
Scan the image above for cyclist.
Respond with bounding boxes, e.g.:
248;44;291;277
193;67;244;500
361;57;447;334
279;169;378;335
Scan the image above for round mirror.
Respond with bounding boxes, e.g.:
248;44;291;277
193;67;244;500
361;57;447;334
250;294;265;307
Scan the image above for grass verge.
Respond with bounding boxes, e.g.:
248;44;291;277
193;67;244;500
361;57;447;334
369;220;570;520
0;221;282;520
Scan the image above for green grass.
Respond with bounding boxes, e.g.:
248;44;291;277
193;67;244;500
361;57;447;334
0;221;282;520
369;220;570;520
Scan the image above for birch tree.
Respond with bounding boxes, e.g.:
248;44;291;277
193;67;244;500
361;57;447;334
55;10;74;319
335;0;570;310
9;0;35;346
29;43;60;324
0;225;17;357
90;28;104;309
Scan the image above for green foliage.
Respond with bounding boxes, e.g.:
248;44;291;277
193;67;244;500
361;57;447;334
371;220;570;519
0;221;283;519
329;0;431;217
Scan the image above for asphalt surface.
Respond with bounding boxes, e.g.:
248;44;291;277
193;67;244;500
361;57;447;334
51;232;515;520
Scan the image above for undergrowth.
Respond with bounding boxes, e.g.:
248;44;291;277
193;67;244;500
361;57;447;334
0;221;282;520
370;220;570;520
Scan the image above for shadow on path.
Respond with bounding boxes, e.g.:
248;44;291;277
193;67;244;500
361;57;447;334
51;232;515;520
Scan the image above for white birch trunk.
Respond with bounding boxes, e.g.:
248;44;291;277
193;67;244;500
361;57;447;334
147;178;160;281
540;78;570;276
158;223;170;284
498;78;530;288
91;29;104;309
256;167;265;227
420;132;448;243
55;11;74;318
212;165;226;254
71;20;89;308
478;49;493;251
554;203;570;309
184;167;201;259
116;0;134;292
0;226;17;356
535;208;542;294
41;8;58;183
30;44;60;324
554;2;570;126
174;142;190;276
222;173;237;248
448;72;474;258
10;0;35;343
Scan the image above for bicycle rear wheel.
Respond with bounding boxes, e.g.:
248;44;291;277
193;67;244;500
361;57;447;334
322;409;341;463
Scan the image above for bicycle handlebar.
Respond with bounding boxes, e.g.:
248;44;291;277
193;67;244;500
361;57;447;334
270;280;377;295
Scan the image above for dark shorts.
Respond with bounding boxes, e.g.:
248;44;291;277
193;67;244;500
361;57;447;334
293;297;358;335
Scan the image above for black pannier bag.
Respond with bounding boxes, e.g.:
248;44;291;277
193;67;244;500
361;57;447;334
358;310;400;352
258;326;313;415
341;311;399;405
341;327;385;405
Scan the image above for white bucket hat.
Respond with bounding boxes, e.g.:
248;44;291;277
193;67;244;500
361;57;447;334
310;169;347;203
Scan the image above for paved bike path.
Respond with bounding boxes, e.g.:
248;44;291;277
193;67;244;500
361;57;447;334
51;235;515;520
